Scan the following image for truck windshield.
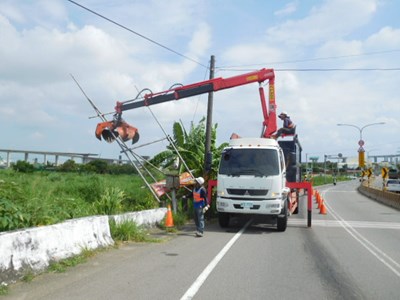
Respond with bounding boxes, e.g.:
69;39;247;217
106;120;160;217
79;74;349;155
219;148;280;177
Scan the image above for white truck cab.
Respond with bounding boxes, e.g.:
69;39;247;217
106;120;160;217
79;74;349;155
216;137;290;231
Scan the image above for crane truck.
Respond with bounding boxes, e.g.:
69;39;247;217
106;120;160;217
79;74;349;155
95;68;304;231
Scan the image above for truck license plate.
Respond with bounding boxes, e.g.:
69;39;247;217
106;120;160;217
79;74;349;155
240;202;253;208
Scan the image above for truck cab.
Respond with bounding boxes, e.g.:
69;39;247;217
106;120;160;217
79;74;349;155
216;137;291;231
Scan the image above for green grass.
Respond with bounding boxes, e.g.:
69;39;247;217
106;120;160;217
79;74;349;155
311;174;351;186
22;272;35;283
109;220;161;243
47;248;96;273
0;284;8;296
0;170;159;232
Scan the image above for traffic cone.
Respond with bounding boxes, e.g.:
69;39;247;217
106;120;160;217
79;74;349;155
316;192;321;208
165;204;174;227
320;200;327;215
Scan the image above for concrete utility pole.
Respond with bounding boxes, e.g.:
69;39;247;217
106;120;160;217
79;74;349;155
204;55;215;176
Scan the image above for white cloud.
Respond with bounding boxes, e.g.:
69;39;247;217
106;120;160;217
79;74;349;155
274;1;298;17
266;0;378;46
366;26;400;49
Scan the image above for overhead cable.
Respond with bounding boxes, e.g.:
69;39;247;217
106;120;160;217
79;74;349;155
218;49;400;69
217;68;400;72
67;0;208;69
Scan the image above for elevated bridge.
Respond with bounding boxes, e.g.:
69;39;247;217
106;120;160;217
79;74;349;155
0;148;98;168
369;154;400;164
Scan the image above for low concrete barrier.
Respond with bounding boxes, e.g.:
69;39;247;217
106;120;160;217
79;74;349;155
358;184;400;210
0;208;167;285
110;207;167;227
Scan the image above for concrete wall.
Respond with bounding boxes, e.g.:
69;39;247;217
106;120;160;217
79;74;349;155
110;208;167;226
0;208;167;285
358;184;400;210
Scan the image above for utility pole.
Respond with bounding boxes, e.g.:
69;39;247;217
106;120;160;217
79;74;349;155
204;55;215;176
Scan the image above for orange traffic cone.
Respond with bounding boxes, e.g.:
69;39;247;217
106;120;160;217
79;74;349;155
165;204;174;227
320;200;327;215
316;192;321;208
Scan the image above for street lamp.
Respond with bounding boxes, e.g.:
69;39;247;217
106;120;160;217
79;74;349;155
337;122;385;168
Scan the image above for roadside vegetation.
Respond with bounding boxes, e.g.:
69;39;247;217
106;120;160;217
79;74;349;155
0;166;158;232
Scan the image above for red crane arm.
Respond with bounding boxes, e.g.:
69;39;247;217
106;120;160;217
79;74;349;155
96;68;277;143
117;68;275;112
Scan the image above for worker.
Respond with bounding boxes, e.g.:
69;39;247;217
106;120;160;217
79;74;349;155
273;111;296;139
193;177;209;237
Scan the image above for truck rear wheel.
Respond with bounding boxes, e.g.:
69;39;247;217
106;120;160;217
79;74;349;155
277;200;288;232
218;212;230;228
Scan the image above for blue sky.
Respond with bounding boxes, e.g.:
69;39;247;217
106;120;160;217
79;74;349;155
1;0;399;165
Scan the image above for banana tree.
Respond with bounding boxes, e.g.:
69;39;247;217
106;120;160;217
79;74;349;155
150;117;228;180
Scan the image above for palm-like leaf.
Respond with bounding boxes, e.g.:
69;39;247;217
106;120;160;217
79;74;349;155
149;117;226;179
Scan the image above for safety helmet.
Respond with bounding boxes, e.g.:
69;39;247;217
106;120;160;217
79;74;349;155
195;177;205;185
279;111;288;117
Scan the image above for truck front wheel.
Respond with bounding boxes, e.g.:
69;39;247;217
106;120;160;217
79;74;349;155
277;200;288;232
218;212;230;228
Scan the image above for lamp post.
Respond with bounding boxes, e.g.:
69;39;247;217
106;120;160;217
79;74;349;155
337;122;385;169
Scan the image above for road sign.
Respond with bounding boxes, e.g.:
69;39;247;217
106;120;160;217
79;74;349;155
358;151;365;168
382;167;389;179
367;168;372;178
358;140;364;147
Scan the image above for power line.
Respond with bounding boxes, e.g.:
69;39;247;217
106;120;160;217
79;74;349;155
217;67;400;72
278;68;400;71
67;0;208;69
218;49;400;69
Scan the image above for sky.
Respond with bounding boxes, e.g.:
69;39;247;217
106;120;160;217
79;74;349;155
1;0;399;166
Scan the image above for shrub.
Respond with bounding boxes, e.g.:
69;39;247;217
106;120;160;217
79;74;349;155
83;160;109;174
109;220;151;242
108;164;138;175
123;193;157;211
0;198;29;231
12;161;34;173
58;160;78;172
93;187;125;215
60;175;103;203
0;179;26;202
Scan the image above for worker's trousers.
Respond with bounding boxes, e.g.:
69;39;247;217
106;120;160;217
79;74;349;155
194;207;205;233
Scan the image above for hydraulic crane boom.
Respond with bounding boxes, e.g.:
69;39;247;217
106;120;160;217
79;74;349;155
95;68;277;143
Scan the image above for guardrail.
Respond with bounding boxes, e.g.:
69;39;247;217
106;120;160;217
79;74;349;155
358;183;400;210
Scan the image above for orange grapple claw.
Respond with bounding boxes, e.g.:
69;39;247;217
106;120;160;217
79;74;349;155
95;121;139;144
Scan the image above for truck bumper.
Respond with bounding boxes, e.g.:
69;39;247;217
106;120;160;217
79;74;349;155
216;197;284;215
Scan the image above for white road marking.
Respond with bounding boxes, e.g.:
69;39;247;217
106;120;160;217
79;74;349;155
288;219;400;229
180;219;252;300
327;190;358;193
321;189;400;278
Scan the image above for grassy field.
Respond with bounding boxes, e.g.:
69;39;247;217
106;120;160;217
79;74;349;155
0;169;158;232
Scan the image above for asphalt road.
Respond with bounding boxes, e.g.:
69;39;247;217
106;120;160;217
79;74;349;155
4;180;400;300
